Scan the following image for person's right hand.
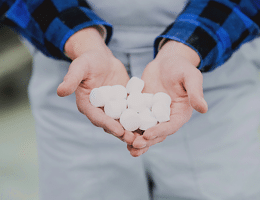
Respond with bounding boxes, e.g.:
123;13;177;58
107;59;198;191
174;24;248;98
56;27;135;145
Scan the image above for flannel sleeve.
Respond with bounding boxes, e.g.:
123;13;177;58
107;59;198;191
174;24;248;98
154;0;260;72
0;0;112;61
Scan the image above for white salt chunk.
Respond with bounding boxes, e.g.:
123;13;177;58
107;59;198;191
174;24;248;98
89;88;108;107
120;109;141;131
152;103;171;123
142;93;154;109
110;85;127;100
139;107;153;117
99;85;113;101
139;112;158;130
127;92;146;113
126;77;144;94
104;99;127;119
153;92;171;107
120;99;128;112
89;85;112;107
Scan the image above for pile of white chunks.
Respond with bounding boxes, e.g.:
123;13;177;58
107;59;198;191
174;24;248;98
89;77;171;131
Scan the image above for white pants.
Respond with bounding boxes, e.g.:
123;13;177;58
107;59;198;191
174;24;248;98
25;36;260;199
25;0;260;199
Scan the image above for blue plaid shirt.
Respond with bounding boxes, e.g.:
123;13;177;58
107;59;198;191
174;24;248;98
1;0;260;72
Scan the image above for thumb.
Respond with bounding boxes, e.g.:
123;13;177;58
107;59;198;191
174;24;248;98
183;68;208;113
57;59;86;97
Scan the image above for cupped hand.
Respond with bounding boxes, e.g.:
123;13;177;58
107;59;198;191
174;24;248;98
128;40;208;157
56;27;135;145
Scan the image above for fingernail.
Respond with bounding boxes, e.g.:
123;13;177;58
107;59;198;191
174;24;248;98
201;98;208;110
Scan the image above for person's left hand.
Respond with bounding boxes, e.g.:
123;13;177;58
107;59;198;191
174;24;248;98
127;40;208;157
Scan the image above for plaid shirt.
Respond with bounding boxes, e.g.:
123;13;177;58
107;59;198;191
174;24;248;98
1;0;260;72
0;0;112;62
155;0;260;72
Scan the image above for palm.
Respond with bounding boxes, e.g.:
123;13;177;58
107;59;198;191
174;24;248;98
127;55;207;157
57;50;133;143
143;57;195;128
75;53;130;129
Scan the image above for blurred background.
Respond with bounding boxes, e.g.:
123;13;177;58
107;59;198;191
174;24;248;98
0;24;260;200
0;24;39;200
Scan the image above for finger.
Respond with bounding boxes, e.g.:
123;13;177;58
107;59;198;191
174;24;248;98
57;58;87;97
104;130;135;145
132;135;167;149
143;105;192;140
127;144;149;157
121;130;136;145
115;130;136;145
183;67;208;113
76;88;125;138
103;128;111;134
132;134;147;148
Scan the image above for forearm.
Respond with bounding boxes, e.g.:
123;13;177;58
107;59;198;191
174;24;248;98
156;40;201;67
64;26;107;60
0;0;112;61
155;0;260;72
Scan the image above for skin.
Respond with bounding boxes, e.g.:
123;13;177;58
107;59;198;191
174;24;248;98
57;27;135;145
128;40;208;157
57;27;208;157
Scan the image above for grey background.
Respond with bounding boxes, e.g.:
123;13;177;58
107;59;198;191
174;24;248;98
0;25;38;200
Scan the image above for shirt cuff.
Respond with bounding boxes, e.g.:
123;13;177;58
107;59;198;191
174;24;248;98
154;0;260;72
4;1;113;61
154;20;220;72
50;7;112;60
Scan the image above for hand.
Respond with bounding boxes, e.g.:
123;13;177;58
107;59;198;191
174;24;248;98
128;40;208;157
57;27;135;145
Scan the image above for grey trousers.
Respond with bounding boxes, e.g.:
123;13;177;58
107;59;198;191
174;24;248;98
25;35;260;199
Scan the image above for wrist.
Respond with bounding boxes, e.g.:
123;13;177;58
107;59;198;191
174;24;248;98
64;26;107;60
157;40;201;67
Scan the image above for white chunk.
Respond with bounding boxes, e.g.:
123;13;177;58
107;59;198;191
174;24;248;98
89;85;113;107
104;99;127;119
126;77;144;94
119;99;128;112
139;112;158;130
120;109;141;131
127;92;146;113
89;87;109;107
99;85;112;99
110;85;127;100
153;92;171;107
152;103;171;123
142;93;154;109
99;85;112;92
139;107;153;117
